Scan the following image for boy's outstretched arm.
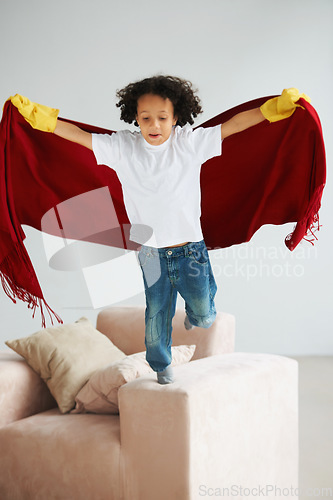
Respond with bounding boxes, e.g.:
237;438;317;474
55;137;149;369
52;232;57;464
54;120;92;150
221;108;264;140
8;94;92;150
221;88;311;140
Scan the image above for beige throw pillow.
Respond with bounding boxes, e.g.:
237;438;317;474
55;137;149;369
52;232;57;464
72;344;196;415
5;317;126;413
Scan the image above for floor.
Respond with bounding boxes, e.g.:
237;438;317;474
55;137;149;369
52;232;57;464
291;356;333;499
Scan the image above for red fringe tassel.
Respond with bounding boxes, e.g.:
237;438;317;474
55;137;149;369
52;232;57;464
286;184;324;250
0;243;63;328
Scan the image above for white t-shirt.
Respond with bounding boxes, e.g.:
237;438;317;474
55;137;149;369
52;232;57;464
92;124;222;247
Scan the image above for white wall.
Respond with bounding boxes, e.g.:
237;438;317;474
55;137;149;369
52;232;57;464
0;0;332;354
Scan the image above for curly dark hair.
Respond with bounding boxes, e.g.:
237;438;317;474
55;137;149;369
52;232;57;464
115;75;203;127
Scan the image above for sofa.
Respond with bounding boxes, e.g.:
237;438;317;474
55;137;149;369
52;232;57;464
0;306;298;500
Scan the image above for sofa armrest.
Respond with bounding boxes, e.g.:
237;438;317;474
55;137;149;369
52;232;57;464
0;351;57;428
119;353;298;500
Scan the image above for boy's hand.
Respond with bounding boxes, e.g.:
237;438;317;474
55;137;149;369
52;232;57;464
9;94;59;133
260;88;311;123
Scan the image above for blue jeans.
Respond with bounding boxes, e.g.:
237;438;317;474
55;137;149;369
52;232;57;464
138;240;217;372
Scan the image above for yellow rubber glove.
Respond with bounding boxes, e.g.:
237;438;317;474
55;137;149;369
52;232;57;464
8;94;59;132
260;88;311;123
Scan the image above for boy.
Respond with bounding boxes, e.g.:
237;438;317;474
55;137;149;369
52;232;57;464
14;76;266;383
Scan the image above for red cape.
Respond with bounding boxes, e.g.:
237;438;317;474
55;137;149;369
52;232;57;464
0;97;326;326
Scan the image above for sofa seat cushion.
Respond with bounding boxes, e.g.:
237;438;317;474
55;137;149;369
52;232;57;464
0;408;122;500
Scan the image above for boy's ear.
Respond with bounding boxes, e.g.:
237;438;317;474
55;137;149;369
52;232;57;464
173;115;178;125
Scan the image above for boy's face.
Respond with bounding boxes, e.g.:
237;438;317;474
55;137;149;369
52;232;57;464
136;94;177;146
